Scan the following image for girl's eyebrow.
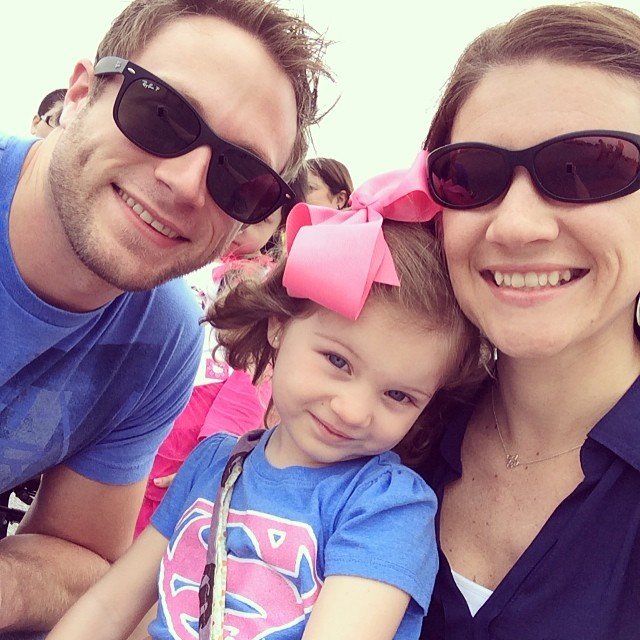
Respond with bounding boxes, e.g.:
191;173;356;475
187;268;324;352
402;386;435;401
314;332;358;359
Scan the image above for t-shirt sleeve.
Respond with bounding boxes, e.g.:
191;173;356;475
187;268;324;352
65;293;204;485
323;465;438;614
151;434;235;539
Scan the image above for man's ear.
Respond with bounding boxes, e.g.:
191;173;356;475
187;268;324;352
267;317;284;349
58;59;94;129
30;115;40;135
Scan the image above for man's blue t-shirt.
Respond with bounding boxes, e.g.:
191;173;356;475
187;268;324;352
150;431;439;639
0;134;203;490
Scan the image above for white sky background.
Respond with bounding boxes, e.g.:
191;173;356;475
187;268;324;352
2;0;638;185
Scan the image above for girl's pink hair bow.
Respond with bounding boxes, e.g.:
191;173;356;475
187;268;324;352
283;150;441;320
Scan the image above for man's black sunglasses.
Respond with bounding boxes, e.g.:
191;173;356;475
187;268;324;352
427;130;640;209
94;56;295;224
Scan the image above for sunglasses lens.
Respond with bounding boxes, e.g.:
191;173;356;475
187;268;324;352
535;136;640;201
117;79;200;154
116;75;285;223
429;147;509;208
209;149;283;222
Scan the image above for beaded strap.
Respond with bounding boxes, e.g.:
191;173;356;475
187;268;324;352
198;429;265;640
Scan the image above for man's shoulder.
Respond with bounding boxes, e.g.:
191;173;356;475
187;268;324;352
0;133;36;163
120;277;203;338
0;134;37;204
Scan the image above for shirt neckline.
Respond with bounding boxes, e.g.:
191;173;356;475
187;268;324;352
439;374;640;480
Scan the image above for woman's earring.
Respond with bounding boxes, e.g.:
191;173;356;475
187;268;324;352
636;295;640;327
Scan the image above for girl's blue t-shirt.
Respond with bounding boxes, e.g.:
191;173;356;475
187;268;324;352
150;430;439;640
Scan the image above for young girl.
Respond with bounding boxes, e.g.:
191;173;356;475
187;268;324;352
47;152;486;640
305;157;353;209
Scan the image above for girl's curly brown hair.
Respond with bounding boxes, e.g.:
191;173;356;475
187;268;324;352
207;220;490;464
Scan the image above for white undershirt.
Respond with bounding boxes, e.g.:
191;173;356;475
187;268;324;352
451;570;494;616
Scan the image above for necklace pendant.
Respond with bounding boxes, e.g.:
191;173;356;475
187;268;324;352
505;453;520;469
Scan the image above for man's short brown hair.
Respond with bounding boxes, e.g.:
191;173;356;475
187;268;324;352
424;4;640;152
94;0;331;180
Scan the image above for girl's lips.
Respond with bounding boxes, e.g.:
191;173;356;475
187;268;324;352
314;416;352;440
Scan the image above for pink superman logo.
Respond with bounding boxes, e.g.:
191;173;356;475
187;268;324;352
158;499;323;639
222;510;323;637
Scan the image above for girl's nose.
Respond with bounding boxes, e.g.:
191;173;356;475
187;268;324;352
329;388;374;430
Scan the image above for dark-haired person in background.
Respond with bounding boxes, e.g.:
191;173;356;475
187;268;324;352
30;88;67;138
306;156;353;209
0;0;328;633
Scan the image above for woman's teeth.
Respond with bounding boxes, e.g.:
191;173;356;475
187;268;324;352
493;270;577;288
117;188;179;239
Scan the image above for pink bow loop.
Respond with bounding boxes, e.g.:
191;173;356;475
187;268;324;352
349;150;441;222
283;150;441;320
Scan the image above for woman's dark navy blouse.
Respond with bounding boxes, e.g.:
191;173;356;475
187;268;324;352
419;376;640;640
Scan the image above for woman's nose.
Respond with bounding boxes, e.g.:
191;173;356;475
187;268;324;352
485;168;561;247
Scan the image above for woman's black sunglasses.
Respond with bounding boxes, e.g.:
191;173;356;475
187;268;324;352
427;130;640;209
93;56;296;224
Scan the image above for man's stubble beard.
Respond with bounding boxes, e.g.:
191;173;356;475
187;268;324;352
48;113;226;293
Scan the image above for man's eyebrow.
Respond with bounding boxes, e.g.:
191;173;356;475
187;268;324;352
174;84;272;166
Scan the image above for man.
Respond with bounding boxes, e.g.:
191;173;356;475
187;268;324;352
0;0;327;633
30;89;67;138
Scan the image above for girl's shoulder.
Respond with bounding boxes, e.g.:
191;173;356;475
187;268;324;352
175;432;240;486
324;454;439;612
347;451;437;506
189;432;239;467
150;433;240;539
296;452;438;523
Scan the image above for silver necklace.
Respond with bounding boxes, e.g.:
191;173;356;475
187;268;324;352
490;387;584;469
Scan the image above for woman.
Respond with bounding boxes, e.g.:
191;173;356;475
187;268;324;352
305;157;354;209
418;5;640;638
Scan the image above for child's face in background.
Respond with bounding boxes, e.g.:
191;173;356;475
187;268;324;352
305;170;347;210
227;209;283;258
265;298;456;468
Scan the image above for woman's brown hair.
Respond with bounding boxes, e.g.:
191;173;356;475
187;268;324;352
424;3;640;152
